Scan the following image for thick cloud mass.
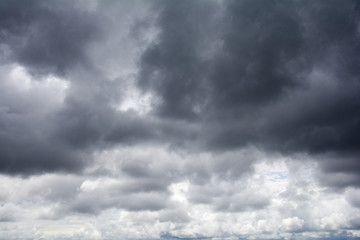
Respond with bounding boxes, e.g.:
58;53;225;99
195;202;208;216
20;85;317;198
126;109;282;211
0;0;99;75
0;0;360;239
139;0;360;186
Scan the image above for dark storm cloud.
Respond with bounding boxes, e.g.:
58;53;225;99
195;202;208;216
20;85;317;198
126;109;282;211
139;0;360;187
1;0;360;192
0;134;84;174
0;0;99;75
0;0;201;175
139;0;219;119
139;0;303;120
55;95;154;149
0;70;84;174
0;0;103;173
0;1;159;175
209;1;302;110
0;75;161;175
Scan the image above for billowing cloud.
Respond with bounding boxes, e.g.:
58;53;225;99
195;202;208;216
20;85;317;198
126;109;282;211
138;0;360;189
0;0;100;75
0;0;360;239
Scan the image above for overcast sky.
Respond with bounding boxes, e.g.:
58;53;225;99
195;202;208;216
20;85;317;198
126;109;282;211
1;0;360;239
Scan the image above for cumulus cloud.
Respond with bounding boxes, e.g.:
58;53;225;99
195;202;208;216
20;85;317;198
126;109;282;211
1;0;360;239
282;217;305;233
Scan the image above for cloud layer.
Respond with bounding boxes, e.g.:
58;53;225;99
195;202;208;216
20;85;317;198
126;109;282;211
0;0;359;239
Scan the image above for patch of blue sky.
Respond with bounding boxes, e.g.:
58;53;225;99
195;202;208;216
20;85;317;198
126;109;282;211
265;171;288;182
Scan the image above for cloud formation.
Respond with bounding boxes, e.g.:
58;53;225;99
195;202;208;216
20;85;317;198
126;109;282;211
138;0;360;188
0;0;360;239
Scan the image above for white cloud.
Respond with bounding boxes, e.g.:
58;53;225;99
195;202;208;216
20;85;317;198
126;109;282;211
282;217;305;233
1;150;360;239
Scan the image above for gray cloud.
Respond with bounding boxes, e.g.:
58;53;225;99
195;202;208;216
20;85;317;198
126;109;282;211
1;1;360;238
138;0;360;188
213;192;270;212
0;1;158;175
188;178;270;212
69;192;168;214
0;0;100;76
139;0;219;119
1;0;358;187
0;203;19;222
0;64;85;174
159;209;191;223
346;189;360;208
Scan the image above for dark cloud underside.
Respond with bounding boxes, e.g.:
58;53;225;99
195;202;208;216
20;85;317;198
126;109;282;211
0;0;99;75
0;0;359;188
139;0;360;186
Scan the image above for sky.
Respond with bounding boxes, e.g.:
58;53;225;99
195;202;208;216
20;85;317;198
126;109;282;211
0;0;360;239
